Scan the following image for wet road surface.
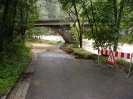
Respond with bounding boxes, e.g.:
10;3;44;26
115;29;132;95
26;50;133;99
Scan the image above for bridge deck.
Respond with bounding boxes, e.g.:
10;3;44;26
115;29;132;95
34;20;89;27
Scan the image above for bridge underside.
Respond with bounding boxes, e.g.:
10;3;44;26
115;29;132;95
34;23;72;44
46;26;72;44
34;20;89;44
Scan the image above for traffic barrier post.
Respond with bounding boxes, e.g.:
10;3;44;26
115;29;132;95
127;53;133;78
97;49;106;67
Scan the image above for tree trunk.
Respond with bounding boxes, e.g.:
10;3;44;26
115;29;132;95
73;0;83;48
8;0;17;43
113;0;125;51
81;0;99;48
79;33;82;48
113;0;118;51
20;3;29;37
0;0;10;51
23;8;29;36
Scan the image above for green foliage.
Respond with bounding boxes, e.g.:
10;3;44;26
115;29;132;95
99;55;107;63
62;44;75;52
121;1;133;29
116;59;131;73
0;38;31;95
116;59;130;68
71;27;79;47
58;0;85;48
119;34;133;44
0;64;22;94
37;0;62;20
85;25;115;49
59;0;133;50
82;0;119;50
72;48;97;59
0;0;39;52
62;44;97;60
36;0;48;20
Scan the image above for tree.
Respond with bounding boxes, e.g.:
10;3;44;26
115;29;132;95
59;0;133;50
80;0;115;49
111;0;126;51
37;0;48;20
0;0;38;52
81;0;130;51
37;0;62;20
58;0;85;48
117;1;133;44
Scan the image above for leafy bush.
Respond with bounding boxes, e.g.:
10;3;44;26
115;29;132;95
62;44;75;52
0;40;32;95
119;34;133;44
70;27;79;47
62;44;98;60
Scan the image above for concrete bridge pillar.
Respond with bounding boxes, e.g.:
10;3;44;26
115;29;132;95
58;26;72;44
45;26;72;44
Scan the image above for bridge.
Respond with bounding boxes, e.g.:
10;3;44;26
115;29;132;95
34;20;89;44
34;20;74;27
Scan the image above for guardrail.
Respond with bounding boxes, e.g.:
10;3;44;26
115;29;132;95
97;49;133;78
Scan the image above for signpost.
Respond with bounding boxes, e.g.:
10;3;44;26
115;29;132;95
106;50;116;65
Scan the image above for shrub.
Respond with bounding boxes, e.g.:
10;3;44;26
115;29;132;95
0;40;32;95
62;44;98;60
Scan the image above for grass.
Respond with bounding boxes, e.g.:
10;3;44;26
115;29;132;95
62;44;132;74
62;44;97;60
116;59;131;72
0;42;32;96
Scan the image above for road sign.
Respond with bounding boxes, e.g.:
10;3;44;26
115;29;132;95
106;50;116;64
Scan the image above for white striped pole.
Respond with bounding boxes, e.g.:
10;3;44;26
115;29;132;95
127;53;133;78
97;49;107;67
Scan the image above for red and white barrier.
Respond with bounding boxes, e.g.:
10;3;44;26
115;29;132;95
97;49;133;78
98;49;131;59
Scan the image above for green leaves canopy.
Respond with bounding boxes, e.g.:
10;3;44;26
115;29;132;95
59;0;133;50
0;0;38;51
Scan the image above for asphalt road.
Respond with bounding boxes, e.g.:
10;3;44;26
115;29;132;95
26;50;133;99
